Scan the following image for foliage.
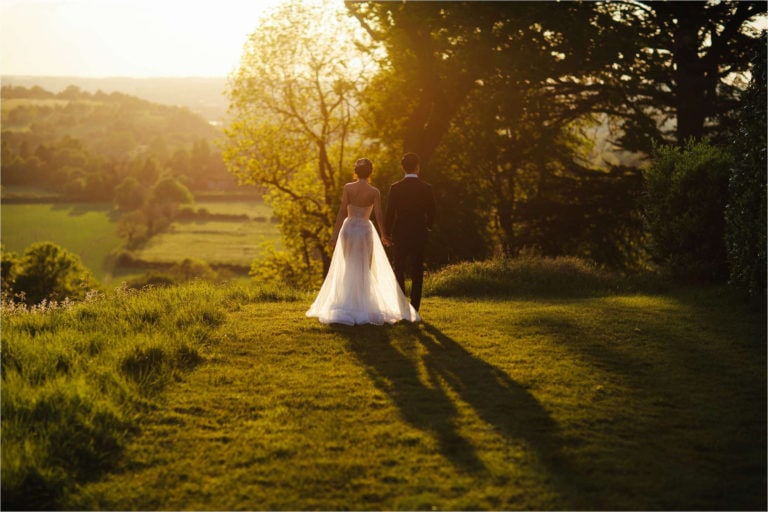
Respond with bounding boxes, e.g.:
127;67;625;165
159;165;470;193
0;280;298;510
110;159;197;246
598;1;766;151
350;2;651;268
224;0;377;285
10;242;96;305
726;34;767;298
425;256;665;298
248;242;313;290
1;245;20;295
641;141;733;281
149;176;194;211
0;85;236;202
114;176;146;211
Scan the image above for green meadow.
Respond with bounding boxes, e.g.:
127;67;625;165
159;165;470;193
1;200;281;283
2;260;765;510
131;219;280;269
0;203;121;281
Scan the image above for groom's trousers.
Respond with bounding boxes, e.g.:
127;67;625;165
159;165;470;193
393;239;425;311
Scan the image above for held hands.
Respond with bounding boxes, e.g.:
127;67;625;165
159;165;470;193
382;235;393;248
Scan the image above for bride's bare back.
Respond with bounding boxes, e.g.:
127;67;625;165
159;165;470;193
331;179;385;247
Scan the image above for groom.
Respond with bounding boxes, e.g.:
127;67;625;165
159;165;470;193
383;152;436;312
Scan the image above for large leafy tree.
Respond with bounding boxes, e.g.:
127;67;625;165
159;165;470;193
350;2;646;266
349;1;764;268
599;0;766;152
224;0;375;285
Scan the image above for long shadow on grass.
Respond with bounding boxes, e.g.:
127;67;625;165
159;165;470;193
338;323;486;472
513;295;767;510
416;323;570;475
338;322;569;481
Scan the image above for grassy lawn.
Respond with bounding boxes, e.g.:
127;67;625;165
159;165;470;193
65;286;765;510
0;202;121;281
0;200;280;282
132;218;280;267
193;200;275;219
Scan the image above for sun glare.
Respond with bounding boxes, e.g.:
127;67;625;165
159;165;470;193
1;0;288;77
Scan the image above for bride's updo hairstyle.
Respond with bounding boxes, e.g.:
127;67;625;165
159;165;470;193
354;158;373;179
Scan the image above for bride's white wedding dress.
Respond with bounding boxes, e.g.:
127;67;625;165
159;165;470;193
306;204;420;325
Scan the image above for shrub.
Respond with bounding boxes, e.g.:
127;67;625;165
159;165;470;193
424;256;663;298
250;244;315;290
12;241;96;305
641;141;732;282
1;244;20;295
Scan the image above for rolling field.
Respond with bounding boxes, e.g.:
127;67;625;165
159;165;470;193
0;203;122;280
132;217;281;267
1;200;280;283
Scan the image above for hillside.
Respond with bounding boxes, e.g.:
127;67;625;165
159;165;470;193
1;84;220;152
1;83;239;199
1;75;228;124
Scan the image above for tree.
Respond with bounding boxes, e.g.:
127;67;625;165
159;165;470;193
224;0;375;284
149;176;193;206
351;2;647;266
725;34;767;297
114;176;146;211
116;211;149;248
12;242;94;305
598;1;766;152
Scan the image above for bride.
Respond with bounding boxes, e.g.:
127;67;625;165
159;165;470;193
306;158;420;325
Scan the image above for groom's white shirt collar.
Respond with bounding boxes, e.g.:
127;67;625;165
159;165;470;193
404;173;419;178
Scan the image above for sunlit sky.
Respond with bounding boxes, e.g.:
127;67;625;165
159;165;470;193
0;0;290;77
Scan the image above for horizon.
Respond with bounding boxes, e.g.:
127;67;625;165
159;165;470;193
2;74;229;80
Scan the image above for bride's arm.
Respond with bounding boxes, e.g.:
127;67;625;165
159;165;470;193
330;186;349;248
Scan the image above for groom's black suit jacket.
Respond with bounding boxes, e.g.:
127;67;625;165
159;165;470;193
384;176;436;247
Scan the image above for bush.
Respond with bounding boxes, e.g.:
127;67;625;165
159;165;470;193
642;141;732;282
1;245;20;295
12;242;96;305
424;256;664;298
250;244;315;290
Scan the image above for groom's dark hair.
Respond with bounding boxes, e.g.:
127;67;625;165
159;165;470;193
401;152;420;172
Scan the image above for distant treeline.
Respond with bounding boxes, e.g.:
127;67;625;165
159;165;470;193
1;84;244;203
2;75;228;122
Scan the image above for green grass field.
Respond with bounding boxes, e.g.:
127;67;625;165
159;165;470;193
2;261;765;510
0;203;122;280
193;200;274;219
1;200;280;283
131;219;279;266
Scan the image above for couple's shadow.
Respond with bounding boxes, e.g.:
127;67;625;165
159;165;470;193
335;322;567;476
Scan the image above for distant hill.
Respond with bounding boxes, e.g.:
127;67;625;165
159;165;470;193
1;76;229;124
1;83;239;199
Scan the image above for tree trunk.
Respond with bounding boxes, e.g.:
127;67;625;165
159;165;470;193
672;5;708;144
